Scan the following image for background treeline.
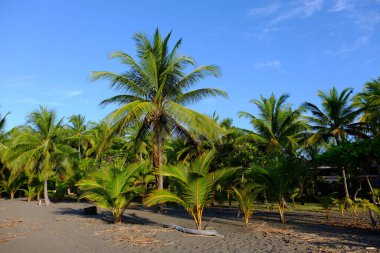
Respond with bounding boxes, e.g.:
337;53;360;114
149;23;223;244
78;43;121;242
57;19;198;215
0;30;379;229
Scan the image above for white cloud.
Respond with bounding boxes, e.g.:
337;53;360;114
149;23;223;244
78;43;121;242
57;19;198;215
253;60;281;70
329;0;352;12
0;75;37;88
328;35;370;57
247;3;281;17
247;1;323;22
272;0;323;23
67;90;83;97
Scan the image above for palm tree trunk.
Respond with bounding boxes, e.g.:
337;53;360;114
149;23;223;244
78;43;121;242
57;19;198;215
196;214;202;230
10;191;15;200
114;210;122;224
245;215;250;226
78;142;81;160
299;179;305;205
153;124;164;190
278;198;285;223
153;124;164;213
341;167;350;199
44;178;50;206
366;175;378;204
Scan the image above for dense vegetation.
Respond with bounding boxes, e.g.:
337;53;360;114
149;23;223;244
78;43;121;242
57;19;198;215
1;30;379;230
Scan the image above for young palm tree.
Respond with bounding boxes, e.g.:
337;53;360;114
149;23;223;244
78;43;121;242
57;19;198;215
77;161;144;223
92;29;227;193
233;184;263;226
353;78;380;136
303;87;367;199
251;157;306;223
144;150;235;230
239;93;308;156
3;107;77;206
0;173;24;200
22;185;38;202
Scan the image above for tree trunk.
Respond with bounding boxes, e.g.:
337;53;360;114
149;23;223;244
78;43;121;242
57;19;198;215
278;198;285;223
78;142;81;160
196;215;202;230
365;175;378;204
299;179;305;205
263;189;268;204
245;215;250;226
10;191;14;200
152;125;163;190
44;178;50;206
152;123;164;213
341;167;350;199
368;208;377;231
114;213;122;224
353;180;362;201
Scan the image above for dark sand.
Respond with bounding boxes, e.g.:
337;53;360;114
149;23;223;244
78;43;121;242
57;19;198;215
0;199;379;253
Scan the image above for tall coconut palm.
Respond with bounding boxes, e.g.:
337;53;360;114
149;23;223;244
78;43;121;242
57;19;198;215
353;77;380;136
92;29;227;193
3;107;77;205
66;114;89;160
239;93;309;156
144;150;235;230
86;121;122;160
303;87;367;199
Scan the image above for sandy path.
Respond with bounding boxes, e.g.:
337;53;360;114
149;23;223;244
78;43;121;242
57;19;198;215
0;199;379;253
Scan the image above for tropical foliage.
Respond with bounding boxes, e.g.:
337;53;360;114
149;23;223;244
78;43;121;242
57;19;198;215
77;160;145;223
0;29;379;231
92;29;227;194
2;107;77;205
144;150;235;229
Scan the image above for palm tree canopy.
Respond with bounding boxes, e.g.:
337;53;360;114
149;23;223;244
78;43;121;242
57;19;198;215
353;77;380;136
77;162;144;210
92;29;227;146
3;106;77;178
239;93;308;155
0;112;10;155
67;114;87;141
303;87;367;145
144;150;236;229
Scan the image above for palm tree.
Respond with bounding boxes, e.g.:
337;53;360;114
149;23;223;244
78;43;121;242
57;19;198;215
233;184;263;226
239;93;308;156
85;121;122;160
251;157;306;223
77;160;145;223
144;150;235;230
353;77;380;136
0;112;9;132
0;172;24;200
0;112;10;154
66;114;89;160
3;106;77;205
303;87;367;199
92;29;227;194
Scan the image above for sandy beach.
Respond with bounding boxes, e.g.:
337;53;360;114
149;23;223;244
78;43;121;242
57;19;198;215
0;199;379;253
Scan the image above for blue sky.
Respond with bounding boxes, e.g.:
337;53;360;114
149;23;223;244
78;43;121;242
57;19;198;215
1;0;380;130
